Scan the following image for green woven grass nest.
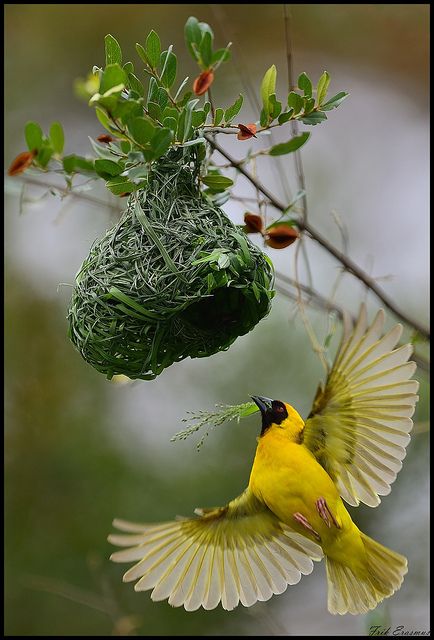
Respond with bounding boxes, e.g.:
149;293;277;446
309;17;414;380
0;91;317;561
68;152;274;379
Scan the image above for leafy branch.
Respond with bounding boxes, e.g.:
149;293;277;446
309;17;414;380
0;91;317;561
206;136;430;342
7;15;428;352
171;402;258;449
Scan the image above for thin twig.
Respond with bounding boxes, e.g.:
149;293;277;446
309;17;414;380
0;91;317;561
7;175;121;213
274;271;429;374
283;4;308;226
210;3;293;204
206;136;430;341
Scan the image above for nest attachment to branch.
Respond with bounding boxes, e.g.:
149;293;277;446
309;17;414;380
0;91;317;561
68;151;274;379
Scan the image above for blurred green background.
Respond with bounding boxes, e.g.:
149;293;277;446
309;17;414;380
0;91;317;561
5;4;429;636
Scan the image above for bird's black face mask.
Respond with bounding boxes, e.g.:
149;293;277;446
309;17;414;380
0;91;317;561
251;396;288;435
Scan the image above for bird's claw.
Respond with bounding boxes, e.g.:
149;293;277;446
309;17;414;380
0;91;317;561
293;512;321;541
316;497;340;529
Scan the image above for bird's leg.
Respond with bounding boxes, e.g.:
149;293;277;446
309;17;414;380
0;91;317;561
316;498;340;529
293;512;321;541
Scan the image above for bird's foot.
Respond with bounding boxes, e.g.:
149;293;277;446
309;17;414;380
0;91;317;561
316;497;340;529
293;512;321;541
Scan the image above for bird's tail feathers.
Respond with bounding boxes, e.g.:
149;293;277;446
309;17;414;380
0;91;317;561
326;532;407;615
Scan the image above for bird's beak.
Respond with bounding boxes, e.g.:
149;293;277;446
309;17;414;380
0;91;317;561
251;395;273;416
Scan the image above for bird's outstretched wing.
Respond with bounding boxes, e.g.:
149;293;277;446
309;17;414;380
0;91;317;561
108;488;322;611
302;304;419;507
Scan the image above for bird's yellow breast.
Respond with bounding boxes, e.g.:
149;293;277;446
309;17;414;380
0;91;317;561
248;426;360;559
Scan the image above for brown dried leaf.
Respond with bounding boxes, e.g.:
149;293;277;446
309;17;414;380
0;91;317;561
7;150;36;176
193;70;214;96
237;123;257;141
265;225;299;249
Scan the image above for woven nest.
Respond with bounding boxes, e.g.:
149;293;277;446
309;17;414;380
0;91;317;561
68;150;274;379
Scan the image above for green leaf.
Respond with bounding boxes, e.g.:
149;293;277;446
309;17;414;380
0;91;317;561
202;175;234;192
206;188;230;206
49;121;64;154
155;87;169;109
116;99;143;125
269;94;282;120
89;137;115;159
160;49;177;89
321;91;349;111
94;110;114;135
123;61;134;74
217;253;230;269
36;145;53;168
316;71;330;107
89;92;117;113
224;94;243;124
128;117;156;145
63;154;95;174
128;72;144;97
211;48;231;66
129;118;155;145
163;116;178;132
146;30;161;68
184;16;202;61
177;91;193;108
251;281;261;303
298;72;312;97
198;21;214;37
260;65;277;121
127;150;145;163
147;76;158;104
269;132;311;156
94;158;124;178
150;127;173;159
120;140;131;154
192;247;230;265
200;31;213;68
24;121;43;152
106;175;142;195
278;109;293;125
259;108;268;128
203;101;211;115
126;165;148;183
174;76;190;102
135;42;148;64
303;97;315;115
287;92;304;115
147;101;162;122
177;98;199;142
105;34;122;66
100;64;127;94
214;108;224;126
191;110;206;127
300;111;327;125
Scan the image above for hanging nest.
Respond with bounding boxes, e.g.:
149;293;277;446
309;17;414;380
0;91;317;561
68;149;274;380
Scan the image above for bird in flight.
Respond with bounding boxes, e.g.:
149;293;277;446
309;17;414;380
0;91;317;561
108;305;418;615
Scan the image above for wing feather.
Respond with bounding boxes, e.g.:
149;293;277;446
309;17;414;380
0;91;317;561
108;489;322;611
303;304;419;507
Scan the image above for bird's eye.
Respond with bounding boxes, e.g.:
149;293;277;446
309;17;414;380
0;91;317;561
270;401;288;425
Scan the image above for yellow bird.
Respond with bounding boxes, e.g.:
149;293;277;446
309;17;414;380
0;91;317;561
108;305;418;614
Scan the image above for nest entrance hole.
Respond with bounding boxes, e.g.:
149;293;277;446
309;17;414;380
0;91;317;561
180;286;264;335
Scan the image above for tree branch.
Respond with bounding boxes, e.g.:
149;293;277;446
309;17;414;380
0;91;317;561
206;135;430;341
274;271;429;374
7;175;121;213
9;174;428;372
